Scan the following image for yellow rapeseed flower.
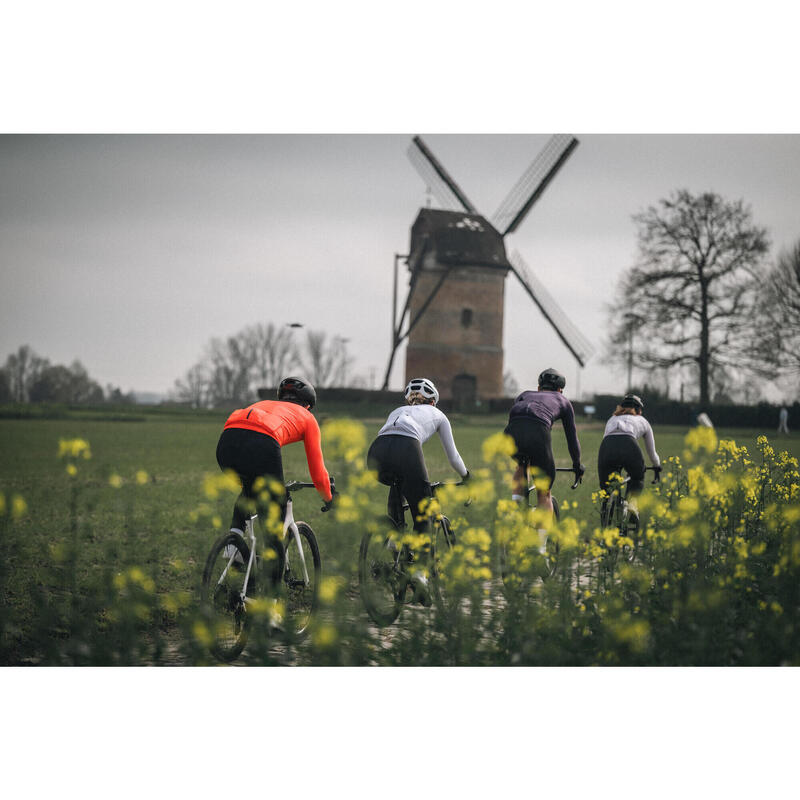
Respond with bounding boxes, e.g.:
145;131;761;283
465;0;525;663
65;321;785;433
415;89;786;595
108;473;123;489
322;418;368;464
58;438;92;459
135;470;149;485
11;494;27;520
312;623;338;648
65;463;78;477
481;431;516;464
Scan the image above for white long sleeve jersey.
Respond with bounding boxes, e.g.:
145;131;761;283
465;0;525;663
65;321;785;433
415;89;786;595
603;414;661;467
377;404;468;477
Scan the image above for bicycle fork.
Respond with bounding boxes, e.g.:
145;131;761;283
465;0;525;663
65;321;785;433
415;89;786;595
283;500;310;586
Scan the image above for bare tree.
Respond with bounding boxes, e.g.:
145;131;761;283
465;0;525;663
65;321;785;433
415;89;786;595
299;330;352;387
204;336;253;407
172;363;208;408
503;370;519;398
242;322;297;391
752;240;800;376
3;345;49;403
607;190;769;405
29;361;104;404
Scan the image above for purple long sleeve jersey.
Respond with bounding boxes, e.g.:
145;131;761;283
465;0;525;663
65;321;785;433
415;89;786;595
508;390;582;467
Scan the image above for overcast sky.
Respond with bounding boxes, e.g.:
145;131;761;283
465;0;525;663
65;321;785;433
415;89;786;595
2;133;799;400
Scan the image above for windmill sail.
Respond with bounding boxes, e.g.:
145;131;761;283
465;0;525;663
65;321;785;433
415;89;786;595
508;250;594;367
491;135;579;236
408;136;478;214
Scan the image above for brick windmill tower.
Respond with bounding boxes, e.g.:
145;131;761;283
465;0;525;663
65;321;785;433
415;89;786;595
381;135;594;407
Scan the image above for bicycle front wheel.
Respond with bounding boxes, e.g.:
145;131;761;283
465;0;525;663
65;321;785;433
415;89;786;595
359;527;404;626
283;522;321;635
201;531;253;662
431;515;457;611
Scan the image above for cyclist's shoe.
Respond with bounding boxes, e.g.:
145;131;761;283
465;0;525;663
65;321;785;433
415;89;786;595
409;571;432;607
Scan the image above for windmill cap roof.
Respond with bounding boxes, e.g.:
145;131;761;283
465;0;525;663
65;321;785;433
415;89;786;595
408;209;511;271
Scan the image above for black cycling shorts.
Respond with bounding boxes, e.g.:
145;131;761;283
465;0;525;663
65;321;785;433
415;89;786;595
216;427;286;530
504;417;555;488
367;434;432;532
597;434;645;495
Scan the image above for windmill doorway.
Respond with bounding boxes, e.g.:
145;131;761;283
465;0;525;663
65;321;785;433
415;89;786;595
452;373;477;411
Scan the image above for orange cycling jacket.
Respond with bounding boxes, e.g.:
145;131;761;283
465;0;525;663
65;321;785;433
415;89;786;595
223;400;332;501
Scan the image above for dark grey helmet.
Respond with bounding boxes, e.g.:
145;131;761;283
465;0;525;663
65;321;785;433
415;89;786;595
277;377;316;409
538;368;566;391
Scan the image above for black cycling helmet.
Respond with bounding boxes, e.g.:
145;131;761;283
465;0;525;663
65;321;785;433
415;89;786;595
538;367;566;391
620;393;643;411
277;377;316;410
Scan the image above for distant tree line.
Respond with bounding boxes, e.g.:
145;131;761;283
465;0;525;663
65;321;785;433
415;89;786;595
171;323;355;408
606;189;800;405
0;345;134;405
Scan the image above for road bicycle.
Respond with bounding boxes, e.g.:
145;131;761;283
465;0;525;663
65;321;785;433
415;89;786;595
358;479;465;627
499;462;581;591
201;480;325;662
599;466;660;564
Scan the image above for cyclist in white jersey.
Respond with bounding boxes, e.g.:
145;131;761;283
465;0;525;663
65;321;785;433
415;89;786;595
367;378;469;534
598;394;661;517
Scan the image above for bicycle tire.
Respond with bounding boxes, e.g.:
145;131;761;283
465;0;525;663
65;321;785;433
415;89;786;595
431;515;457;611
358;526;404;627
283;522;321;635
620;505;639;563
201;531;253;662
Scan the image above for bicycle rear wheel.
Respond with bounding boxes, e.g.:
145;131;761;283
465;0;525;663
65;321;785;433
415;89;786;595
283;522;320;635
359;526;404;626
201;531;253;662
620;505;639;563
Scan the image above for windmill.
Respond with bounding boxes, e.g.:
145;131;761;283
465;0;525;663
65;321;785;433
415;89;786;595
381;134;594;406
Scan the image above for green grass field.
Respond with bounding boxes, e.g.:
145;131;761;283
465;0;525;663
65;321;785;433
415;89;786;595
1;411;799;665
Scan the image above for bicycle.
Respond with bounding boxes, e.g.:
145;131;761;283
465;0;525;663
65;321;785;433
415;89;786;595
499;463;582;591
201;480;326;662
599;466;660;564
358;479;465;627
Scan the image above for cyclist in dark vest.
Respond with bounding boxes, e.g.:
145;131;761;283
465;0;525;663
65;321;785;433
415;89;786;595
504;367;584;523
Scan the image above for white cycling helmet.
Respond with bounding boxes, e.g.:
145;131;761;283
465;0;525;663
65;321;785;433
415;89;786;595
404;377;439;405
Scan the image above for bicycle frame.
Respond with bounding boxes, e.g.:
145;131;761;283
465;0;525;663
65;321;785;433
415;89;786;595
215;485;314;605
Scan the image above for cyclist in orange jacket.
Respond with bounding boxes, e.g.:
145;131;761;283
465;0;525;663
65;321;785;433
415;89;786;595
216;377;334;538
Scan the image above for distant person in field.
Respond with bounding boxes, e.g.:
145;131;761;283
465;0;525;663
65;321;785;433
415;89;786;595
778;406;790;435
504;367;584;528
598;393;661;522
215;377;334;555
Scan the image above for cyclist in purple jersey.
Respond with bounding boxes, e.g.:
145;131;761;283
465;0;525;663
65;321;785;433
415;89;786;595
504;367;584;519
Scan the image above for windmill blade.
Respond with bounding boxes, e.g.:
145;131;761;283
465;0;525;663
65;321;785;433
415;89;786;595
492;135;579;236
508;250;594;368
407;136;478;214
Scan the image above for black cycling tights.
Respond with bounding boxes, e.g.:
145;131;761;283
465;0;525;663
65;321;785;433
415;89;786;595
367;434;432;533
216;427;286;532
597;434;645;496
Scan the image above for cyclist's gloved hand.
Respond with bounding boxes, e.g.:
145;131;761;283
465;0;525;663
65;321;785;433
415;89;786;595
329;475;337;494
653;466;662;482
321;495;335;513
461;470;470;484
574;463;586;480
